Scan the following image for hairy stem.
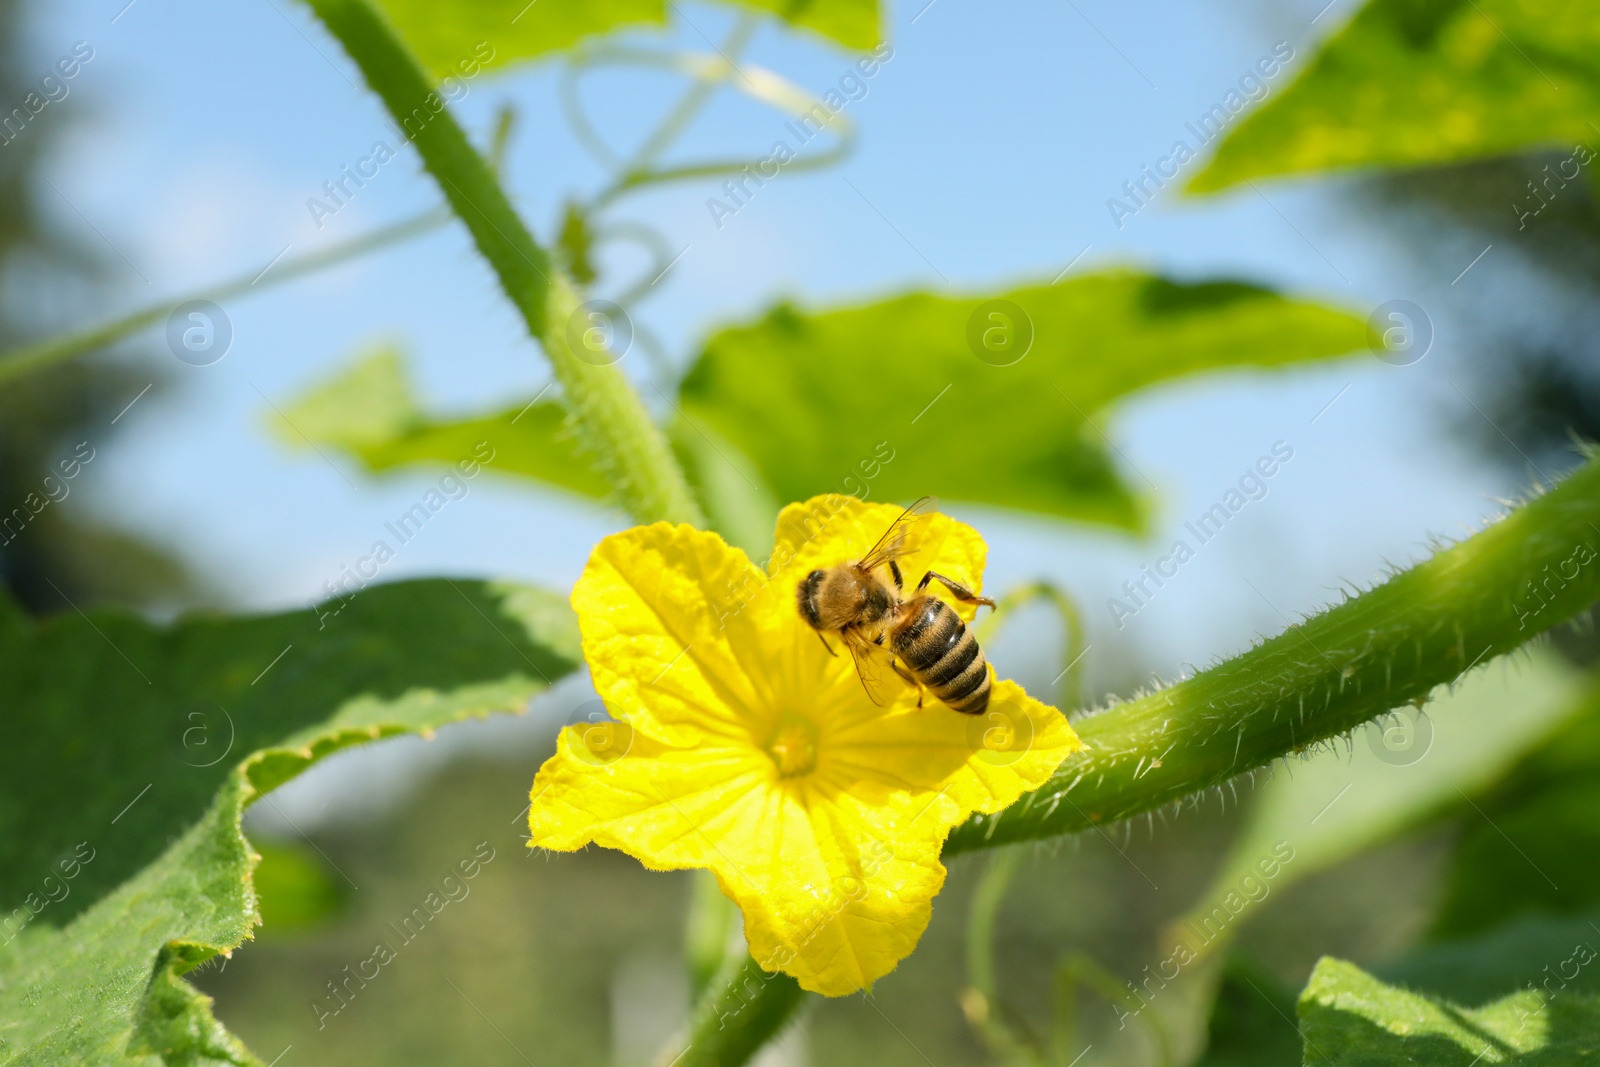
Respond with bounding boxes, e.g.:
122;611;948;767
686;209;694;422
684;869;738;1003
0;208;448;388
946;456;1600;854
663;953;804;1067
305;0;704;527
684;455;1600;1066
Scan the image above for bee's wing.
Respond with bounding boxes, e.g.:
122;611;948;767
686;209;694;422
857;496;938;574
842;627;913;707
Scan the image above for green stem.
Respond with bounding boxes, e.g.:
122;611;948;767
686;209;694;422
684;869;737;1003
663;953;805;1067
967;848;1019;1002
684;455;1600;1066
624;13;761;174
305;0;704;528
961;848;1038;1065
1053;953;1173;1067
564;43;856;214
0;208;448;388
946;455;1600;855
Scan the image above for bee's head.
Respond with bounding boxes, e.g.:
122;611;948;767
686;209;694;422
796;569;826;630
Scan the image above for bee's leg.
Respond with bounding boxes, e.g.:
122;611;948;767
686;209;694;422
816;631;839;657
888;559;903;591
915;570;996;610
889;658;922;705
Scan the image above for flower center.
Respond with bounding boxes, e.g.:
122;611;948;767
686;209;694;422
765;715;819;778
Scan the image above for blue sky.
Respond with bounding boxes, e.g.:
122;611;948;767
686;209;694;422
22;0;1531;698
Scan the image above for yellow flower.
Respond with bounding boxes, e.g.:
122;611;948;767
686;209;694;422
528;495;1081;996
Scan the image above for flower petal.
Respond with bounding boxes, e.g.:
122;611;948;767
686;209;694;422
532;503;1082;997
572;522;783;746
769;495;989;622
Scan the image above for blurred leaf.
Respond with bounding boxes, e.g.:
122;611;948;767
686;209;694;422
0;578;580;1065
278;276;1364;540
271;346;783;551
1431;687;1600;938
1299;956;1600;1064
250;839;349;932
269;344;610;502
665;416;780;557
1172;650;1585;951
372;0;665;79
370;0;879;80
728;0;878;49
1194;957;1303;1067
678;271;1367;532
1380;908;1600;1005
1190;0;1600;193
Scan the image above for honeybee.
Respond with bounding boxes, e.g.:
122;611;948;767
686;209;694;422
796;497;996;714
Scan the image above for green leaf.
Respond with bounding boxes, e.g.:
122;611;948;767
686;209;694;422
367;0;880;81
370;0;665;79
1172;649;1586;951
0;578;580;1065
726;0;878;50
1431;689;1600;939
1189;0;1600;193
1194;957;1303;1067
269;344;610;503
678;272;1367;531
1299;956;1600;1065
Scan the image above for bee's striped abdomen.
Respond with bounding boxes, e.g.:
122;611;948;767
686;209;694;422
892;596;990;715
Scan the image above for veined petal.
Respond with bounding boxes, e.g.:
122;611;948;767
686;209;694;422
822;678;1081;817
529;725;772;863
573;523;784;746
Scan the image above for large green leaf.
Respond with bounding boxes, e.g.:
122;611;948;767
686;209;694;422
680;271;1368;531
267;344;610;503
368;0;879;80
1299;956;1600;1064
1189;0;1600;193
1172;650;1586;951
277;276;1365;539
0;579;580;1065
